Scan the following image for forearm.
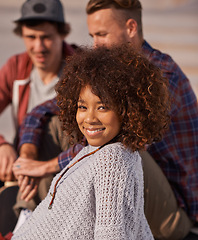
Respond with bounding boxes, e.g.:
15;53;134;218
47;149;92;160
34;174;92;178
42;157;60;175
15;144;60;177
19;143;38;159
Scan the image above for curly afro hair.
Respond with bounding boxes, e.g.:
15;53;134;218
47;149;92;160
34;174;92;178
56;44;170;151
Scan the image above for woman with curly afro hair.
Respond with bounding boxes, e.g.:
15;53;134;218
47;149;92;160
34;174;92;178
12;44;170;239
57;45;170;151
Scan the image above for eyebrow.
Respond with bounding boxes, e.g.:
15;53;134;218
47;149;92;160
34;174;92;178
77;99;84;103
78;99;103;104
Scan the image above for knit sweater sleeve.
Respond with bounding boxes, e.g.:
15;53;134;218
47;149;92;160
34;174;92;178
93;144;154;240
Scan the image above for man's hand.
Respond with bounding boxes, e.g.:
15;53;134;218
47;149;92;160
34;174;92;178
13;157;51;178
12;143;60;201
13;156;60;178
18;175;40;202
13;157;59;201
0;144;17;181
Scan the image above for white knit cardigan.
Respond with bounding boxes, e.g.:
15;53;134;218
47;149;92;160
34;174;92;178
12;142;154;240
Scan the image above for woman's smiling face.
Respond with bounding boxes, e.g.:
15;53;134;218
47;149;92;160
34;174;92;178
76;85;121;147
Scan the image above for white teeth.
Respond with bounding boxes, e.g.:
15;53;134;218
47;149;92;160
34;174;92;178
86;128;104;134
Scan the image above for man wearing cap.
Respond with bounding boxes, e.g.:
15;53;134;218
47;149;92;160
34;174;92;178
0;0;76;235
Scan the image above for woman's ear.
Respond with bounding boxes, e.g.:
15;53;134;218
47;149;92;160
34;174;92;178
126;18;138;39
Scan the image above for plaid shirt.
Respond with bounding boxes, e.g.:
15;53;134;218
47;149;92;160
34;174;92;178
19;40;198;221
18;98;59;148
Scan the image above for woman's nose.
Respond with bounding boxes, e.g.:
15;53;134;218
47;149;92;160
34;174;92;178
85;110;97;123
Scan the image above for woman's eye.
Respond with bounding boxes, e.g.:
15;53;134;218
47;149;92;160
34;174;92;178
78;105;86;110
98;105;106;110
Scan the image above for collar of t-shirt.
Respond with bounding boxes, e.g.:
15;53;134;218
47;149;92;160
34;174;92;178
27;62;64;113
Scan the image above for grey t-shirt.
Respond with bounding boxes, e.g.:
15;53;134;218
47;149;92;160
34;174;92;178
27;64;64;112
